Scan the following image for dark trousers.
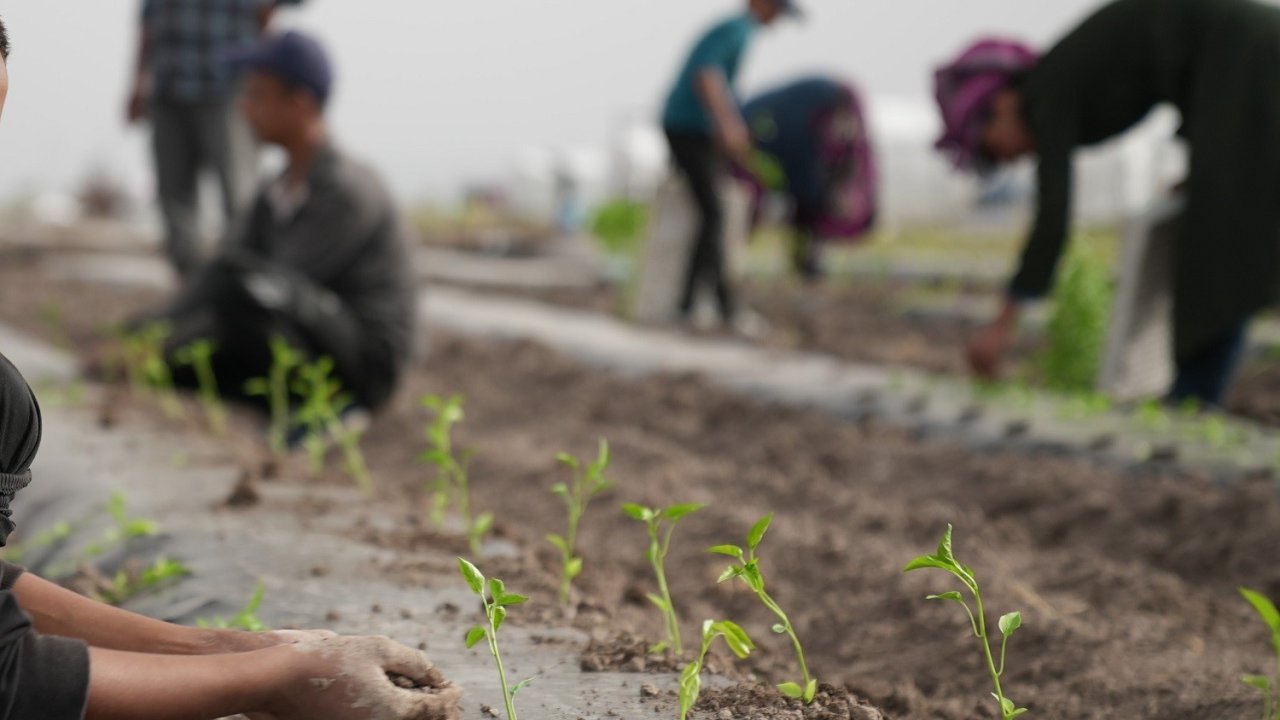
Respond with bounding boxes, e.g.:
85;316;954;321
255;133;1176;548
665;129;735;322
1168;322;1248;406
135;254;393;410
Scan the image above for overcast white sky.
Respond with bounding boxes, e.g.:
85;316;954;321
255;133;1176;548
0;1;1114;204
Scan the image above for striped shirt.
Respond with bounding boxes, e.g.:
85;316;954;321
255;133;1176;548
142;0;270;102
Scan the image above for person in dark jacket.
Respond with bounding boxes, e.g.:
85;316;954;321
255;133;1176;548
661;0;801;332
132;31;417;414
937;0;1280;405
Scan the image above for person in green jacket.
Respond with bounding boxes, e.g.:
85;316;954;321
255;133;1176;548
936;0;1280;405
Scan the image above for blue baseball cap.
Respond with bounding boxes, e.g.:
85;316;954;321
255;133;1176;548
229;31;333;106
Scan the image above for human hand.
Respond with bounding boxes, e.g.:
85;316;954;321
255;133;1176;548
262;635;461;720
967;312;1017;380
126;86;149;124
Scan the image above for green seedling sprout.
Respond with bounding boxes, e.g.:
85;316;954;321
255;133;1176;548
421;394;492;553
173;339;226;436
458;558;532;720
904;525;1027;720
293;357;373;496
120;322;184;418
548;439;613;606
621;501;706;655
244;337;303;454
198;581;269;632
1;521;73;564
82;492;159;560
1239;587;1280;720
97;557;191;606
678;620;755;720
710;513;816;703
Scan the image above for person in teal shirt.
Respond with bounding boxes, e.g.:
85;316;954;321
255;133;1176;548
661;0;800;332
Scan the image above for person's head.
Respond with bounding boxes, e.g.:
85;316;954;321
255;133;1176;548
0;17;10;123
748;0;801;26
933;38;1039;173
232;32;333;146
0;355;41;547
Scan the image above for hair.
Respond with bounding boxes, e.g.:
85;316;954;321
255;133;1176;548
0;17;9;60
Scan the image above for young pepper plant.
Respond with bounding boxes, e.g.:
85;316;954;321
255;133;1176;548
292;357;373;496
173;339;226;436
904;525;1027;720
197;581;270;632
121;322;183;419
621;502;706;655
1239;587;1280;720
548;439;613;606
244;337;302;454
421;394;492;553
710;513;817;703
458;558;532;720
678;619;754;720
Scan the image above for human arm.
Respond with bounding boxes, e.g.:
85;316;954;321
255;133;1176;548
126;2;155;124
86;635;459;720
695;68;750;162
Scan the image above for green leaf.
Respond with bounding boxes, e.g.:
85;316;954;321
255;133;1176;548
555;453;579;470
803;679;818;704
420;449;452;468
465;625;487;649
473;512;494;537
999;612;1023;638
1240;587;1280;634
717;566;742;584
511;677;535;697
1009;709;1028;719
903;555;951;573
1243;674;1273;692
457;558;485;596
546;533;568;554
489;578;506;599
566;557;584;580
497;593;529;607
712;620;754;658
936;524;958;566
771;623;787;634
622;503;651;521
663;503;706;521
550;483;569;498
707;545;744;560
747;513;773;551
647;593;670;612
493;606;507;632
778;682;805;699
927;591;966;602
595;438;610;469
1000;697;1016;715
649;641;670;654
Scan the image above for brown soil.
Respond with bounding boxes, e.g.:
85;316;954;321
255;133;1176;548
697;683;885;720
4;246;1280;718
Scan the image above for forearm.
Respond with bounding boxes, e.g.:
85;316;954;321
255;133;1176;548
12;573;266;655
86;646;286;720
695;68;744;143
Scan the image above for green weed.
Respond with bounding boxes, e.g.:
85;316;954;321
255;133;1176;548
548;439;613;606
621;502;705;655
459;558;532;720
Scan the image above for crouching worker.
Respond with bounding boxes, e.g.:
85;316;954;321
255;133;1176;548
0;353;460;720
128;31;416;414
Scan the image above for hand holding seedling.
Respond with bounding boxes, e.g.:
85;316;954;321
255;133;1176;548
1239;587;1280;720
679;620;754;720
622;501;705;655
459;558;532;720
548;439;613;606
710;513;817;703
904;525;1028;720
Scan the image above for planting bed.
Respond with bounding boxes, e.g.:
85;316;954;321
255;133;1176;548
3;243;1280;718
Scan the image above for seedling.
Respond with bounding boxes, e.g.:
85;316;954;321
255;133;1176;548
1239;587;1280;720
904;525;1027;720
548;439;613;606
458;558;531;720
678;620;755;720
421;394;492;553
82;492;159;559
121;322;184;418
173;339;227;436
1;521;73;564
97;556;191;605
244;337;303;454
198;581;269;632
293;357;373;496
621;502;706;655
709;513;816;703
1040;244;1111;394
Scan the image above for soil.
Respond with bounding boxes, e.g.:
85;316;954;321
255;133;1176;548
4;244;1280;718
697;683;885;720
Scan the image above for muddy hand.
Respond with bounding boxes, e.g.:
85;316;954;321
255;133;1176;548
266;635;461;720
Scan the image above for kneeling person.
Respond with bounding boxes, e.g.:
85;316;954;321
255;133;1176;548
139;31;416;413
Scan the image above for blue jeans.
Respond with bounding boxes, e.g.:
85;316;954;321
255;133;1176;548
1167;322;1248;406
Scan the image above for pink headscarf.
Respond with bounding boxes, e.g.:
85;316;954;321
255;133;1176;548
934;38;1039;172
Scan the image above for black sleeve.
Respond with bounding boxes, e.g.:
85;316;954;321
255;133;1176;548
0;562;90;720
1008;106;1077;300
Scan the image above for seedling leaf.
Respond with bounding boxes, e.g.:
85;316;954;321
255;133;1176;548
647;593;670;612
621;503;650;521
465;626;487;649
778;682;805;699
999;612;1023;639
747;513;773;551
555;453;578;470
1242;674;1272;691
717;566;742;584
458;558;484;595
565;557;583;580
493;606;507;631
772;623;787;634
550;483;569;498
546;533;568;554
904;555;952;573
804;679;818;703
708;544;744;560
511;677;534;697
1240;587;1280;635
497;593;528;607
663;503;705;521
936;524;957;565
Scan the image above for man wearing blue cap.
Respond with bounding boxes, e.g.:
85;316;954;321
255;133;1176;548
661;0;800;332
131;31;417;418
